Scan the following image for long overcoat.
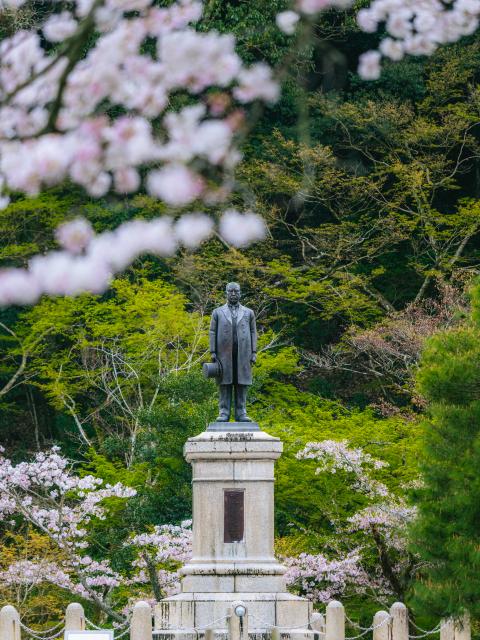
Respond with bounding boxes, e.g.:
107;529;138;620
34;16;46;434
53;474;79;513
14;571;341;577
209;304;257;385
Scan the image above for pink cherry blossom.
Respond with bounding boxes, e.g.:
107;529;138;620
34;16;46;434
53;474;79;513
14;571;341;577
55;217;95;254
43;12;79;42
0;446;136;613
283;548;389;603
354;0;480;77
219;209;267;247
358;51;382;81
297;440;389;497
234;64;280;104
0;207;256;305
147;165;204;206
175;213;214;248
276;11;300;35
0;0;477;306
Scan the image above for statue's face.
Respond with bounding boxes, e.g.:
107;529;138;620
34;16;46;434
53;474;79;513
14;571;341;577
226;284;241;305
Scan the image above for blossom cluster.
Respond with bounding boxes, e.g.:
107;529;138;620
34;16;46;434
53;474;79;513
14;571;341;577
128;521;192;564
297;439;389;497
283;549;387;603
276;0;480;80
348;500;417;551
0;559;79;591
0;446;135;604
0;0;274;304
357;0;480;79
296;439;418;598
126;521;192;596
0;446;136;544
0;0;476;306
0;209;266;306
0;1;278;204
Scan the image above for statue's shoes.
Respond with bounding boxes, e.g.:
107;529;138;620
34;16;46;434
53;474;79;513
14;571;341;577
236;415;253;422
216;414;230;422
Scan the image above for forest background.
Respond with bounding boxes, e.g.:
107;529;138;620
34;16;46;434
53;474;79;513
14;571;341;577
1;0;480;634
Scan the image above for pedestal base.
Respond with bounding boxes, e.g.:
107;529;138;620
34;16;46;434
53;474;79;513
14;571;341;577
154;591;312;632
156;427;313;640
206;422;261;432
154;630;313;640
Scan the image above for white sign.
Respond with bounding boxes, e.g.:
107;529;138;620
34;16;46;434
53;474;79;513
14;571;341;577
65;632;114;640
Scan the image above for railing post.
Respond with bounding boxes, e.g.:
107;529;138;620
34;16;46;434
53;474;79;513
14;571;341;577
228;602;248;640
311;612;325;633
373;611;391;640
130;601;153;640
441;619;455;640
454;614;470;640
228;608;238;640
205;629;215;640
65;603;85;631
326;601;345;640
0;605;20;640
390;603;408;640
272;626;281;640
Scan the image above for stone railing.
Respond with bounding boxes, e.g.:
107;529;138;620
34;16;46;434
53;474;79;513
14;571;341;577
0;601;152;640
0;599;470;640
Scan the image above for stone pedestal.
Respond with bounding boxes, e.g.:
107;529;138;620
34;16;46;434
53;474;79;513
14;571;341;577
154;425;312;637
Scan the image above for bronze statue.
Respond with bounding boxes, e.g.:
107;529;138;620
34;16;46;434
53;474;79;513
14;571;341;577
207;282;257;422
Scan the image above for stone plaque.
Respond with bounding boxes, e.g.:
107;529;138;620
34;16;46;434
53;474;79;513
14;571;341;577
224;489;244;542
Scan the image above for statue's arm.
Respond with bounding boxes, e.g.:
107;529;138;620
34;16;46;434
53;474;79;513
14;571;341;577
250;310;257;359
209;310;217;358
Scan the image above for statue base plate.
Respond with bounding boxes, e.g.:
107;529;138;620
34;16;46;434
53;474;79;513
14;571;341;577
155;591;312;633
207;421;260;432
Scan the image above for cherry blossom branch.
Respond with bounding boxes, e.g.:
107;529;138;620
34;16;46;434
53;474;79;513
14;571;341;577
0;447;136;621
0;0;478;307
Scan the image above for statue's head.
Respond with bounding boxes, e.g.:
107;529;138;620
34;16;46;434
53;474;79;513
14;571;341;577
226;282;241;305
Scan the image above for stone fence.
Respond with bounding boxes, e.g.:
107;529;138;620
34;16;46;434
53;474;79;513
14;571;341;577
0;599;470;640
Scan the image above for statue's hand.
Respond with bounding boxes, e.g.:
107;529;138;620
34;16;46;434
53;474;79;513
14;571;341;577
211;352;217;362
250;353;257;364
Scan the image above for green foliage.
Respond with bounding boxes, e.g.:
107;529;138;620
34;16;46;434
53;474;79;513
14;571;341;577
0;531;71;629
258;383;420;535
2;0;480;621
411;280;480;618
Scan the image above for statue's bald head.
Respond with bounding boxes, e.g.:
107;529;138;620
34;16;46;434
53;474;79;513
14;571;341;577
226;282;241;304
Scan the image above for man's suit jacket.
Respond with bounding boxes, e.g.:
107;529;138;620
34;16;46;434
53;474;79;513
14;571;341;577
209;303;257;385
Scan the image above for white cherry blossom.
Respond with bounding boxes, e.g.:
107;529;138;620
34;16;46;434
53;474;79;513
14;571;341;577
43;12;78;42
146;164;204;206
358;50;382;81
276;10;300;34
219;209;267;247
55;217;95;254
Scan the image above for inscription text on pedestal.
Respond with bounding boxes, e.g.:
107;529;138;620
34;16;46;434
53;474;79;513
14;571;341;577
224;489;244;542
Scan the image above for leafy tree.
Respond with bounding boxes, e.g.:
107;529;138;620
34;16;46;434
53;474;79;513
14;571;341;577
411;279;480;619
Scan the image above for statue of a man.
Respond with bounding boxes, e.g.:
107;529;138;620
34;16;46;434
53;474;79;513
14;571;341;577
209;282;257;422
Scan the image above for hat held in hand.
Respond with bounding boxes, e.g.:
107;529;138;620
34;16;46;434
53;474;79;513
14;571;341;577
203;361;222;379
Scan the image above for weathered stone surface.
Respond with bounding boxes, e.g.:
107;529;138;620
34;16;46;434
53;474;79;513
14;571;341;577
65;602;85;631
326;601;344;640
207;422;261;432
181;430;285;592
390;602;408;640
373;611;390;640
0;605;21;640
131;601;153;640
155;593;311;632
156;428;311;636
276;599;312;629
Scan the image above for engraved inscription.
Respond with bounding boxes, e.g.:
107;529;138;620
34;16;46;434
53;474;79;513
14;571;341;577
224;489;244;542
